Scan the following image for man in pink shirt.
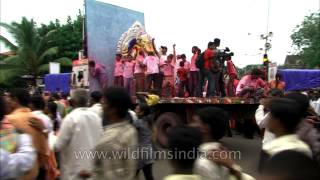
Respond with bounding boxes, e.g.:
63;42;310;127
89;61;108;92
114;54;124;87
236;69;266;97
134;51;146;93
161;54;175;97
143;52;160;93
123;56;135;96
189;46;201;97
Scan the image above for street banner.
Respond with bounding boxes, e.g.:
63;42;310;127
268;63;277;82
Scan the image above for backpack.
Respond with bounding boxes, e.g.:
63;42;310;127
195;52;205;69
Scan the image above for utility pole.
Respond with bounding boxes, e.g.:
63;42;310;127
260;0;272;81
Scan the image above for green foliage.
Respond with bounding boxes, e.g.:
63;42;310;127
37;12;83;60
291;11;320;68
0;17;72;87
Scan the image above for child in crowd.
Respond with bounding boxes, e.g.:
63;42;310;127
144;52;160;93
177;61;189;97
123;56;135;96
161;54;175;97
164;125;202;180
181;54;190;92
180;54;190;71
114;53;124;87
133;102;154;180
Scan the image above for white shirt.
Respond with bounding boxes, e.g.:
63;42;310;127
54;107;103;180
128;110;138;122
88;103;103;119
263;134;312;157
194;142;254;180
159;55;167;72
310;98;320;115
194;142;230;180
0;134;36;179
32;110;53;133
255;105;275;146
143;56;160;74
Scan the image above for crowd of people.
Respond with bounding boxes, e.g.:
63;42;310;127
0;86;320;180
111;38;286;99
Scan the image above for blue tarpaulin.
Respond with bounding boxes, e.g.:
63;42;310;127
44;73;71;94
280;69;320;91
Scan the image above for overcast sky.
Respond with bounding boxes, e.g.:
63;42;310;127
1;0;319;67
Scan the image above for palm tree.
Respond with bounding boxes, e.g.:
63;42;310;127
0;17;71;86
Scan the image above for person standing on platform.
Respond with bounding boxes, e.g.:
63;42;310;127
210;38;225;97
161;54;176;97
189;46;201;97
177;61;189;97
114;53;124;88
134;51;146;93
158;46;168;92
144;52;160;94
124;56;135;96
199;42;216;97
226;57;238;97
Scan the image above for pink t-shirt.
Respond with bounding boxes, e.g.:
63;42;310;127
123;61;135;78
134;55;145;74
143;56;160;74
185;61;191;70
190;54;199;72
159;55;167;73
236;75;266;94
114;60;124;76
162;62;175;76
176;59;190;70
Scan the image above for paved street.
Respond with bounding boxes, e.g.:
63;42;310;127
138;133;262;180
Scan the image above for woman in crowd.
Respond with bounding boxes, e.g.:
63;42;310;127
133;102;155;180
269;73;286;91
